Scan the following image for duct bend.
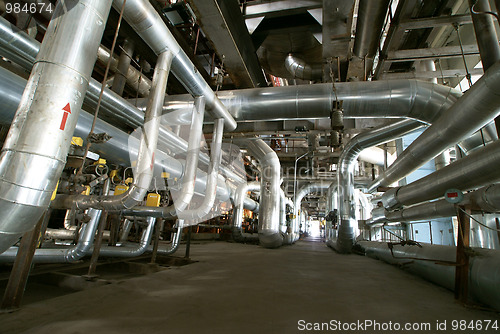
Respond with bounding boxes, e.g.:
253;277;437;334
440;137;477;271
112;0;237;131
232;181;260;242
99;217;156;257
369;61;500;193
0;208;103;263
334;120;424;253
178;118;224;220
247;139;283;248
53;51;174;211
284;54;322;81
0;0;113;254
359;241;500;312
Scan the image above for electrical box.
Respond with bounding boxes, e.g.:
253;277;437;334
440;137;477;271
114;185;129;195
146;193;161;207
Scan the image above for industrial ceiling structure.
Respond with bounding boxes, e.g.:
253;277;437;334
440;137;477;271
0;0;499;318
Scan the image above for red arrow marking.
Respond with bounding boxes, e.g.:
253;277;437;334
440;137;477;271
150;152;155;170
59;103;71;131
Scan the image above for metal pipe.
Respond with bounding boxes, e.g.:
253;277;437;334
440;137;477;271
247;139;283;248
0;17;244;186
353;0;390;59
333;120;423;253
368;61;500;193
160;80;461;124
111;39;135;95
96;44;151;97
383;183;500;223
358;241;500;312
52;50;174;211
294;182;331;239
469;0;500;71
0;0;113;254
232;181;260;242
147;220;183;255
382;140;500;210
98;217;156;257
179;118;224;220
284;54;322;81
0;208;103;263
111;0;237;131
0;66;233;213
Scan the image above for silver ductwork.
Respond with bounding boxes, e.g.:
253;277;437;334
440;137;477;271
52;50;174;211
247;139;283;248
0;16;245;187
98;217;156;258
232;181;260;242
174;118;224;220
359;241;500;312
0;208;103;263
111;0;237;131
97;43;151;97
369;61;500;193
0;0;113;254
383;183;500;223
353;0;390;59
382;140;500;210
332;120;423;253
294;182;331;238
161;80;460;124
284;54;322;81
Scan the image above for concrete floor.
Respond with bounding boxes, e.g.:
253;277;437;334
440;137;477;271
1;238;499;334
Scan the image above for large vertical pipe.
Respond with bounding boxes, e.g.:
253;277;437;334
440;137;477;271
247;139;283;248
111;39;135;95
232;181;260;242
469;0;500;71
333;120;423;253
0;0;113;254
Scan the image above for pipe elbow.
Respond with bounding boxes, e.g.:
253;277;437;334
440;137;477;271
258;230;283;248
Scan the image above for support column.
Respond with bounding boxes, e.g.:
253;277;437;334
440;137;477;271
454;205;471;303
1;211;50;310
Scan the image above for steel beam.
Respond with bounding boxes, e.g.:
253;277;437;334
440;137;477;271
399;14;472;30
187;0;266;88
386;45;479;62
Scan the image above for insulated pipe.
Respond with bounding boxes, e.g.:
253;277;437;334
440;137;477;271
333;120;424;253
232;181;260;242
0;208;103;263
146;220;183;255
284;54;322;81
368;61;500;193
0;0;113;254
96;45;151;97
161;80;461;124
294;182;331;239
98;217;155;257
111;39;135;96
247;139;283;248
111;0;237;131
0;17;244;185
353;0;390;58
383;183;500;223
0;66;233;212
359;241;500;312
178;118;224;220
52;50;174;211
382;140;500;210
469;0;500;71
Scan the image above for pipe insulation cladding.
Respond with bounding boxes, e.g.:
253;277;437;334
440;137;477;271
0;0;113;254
